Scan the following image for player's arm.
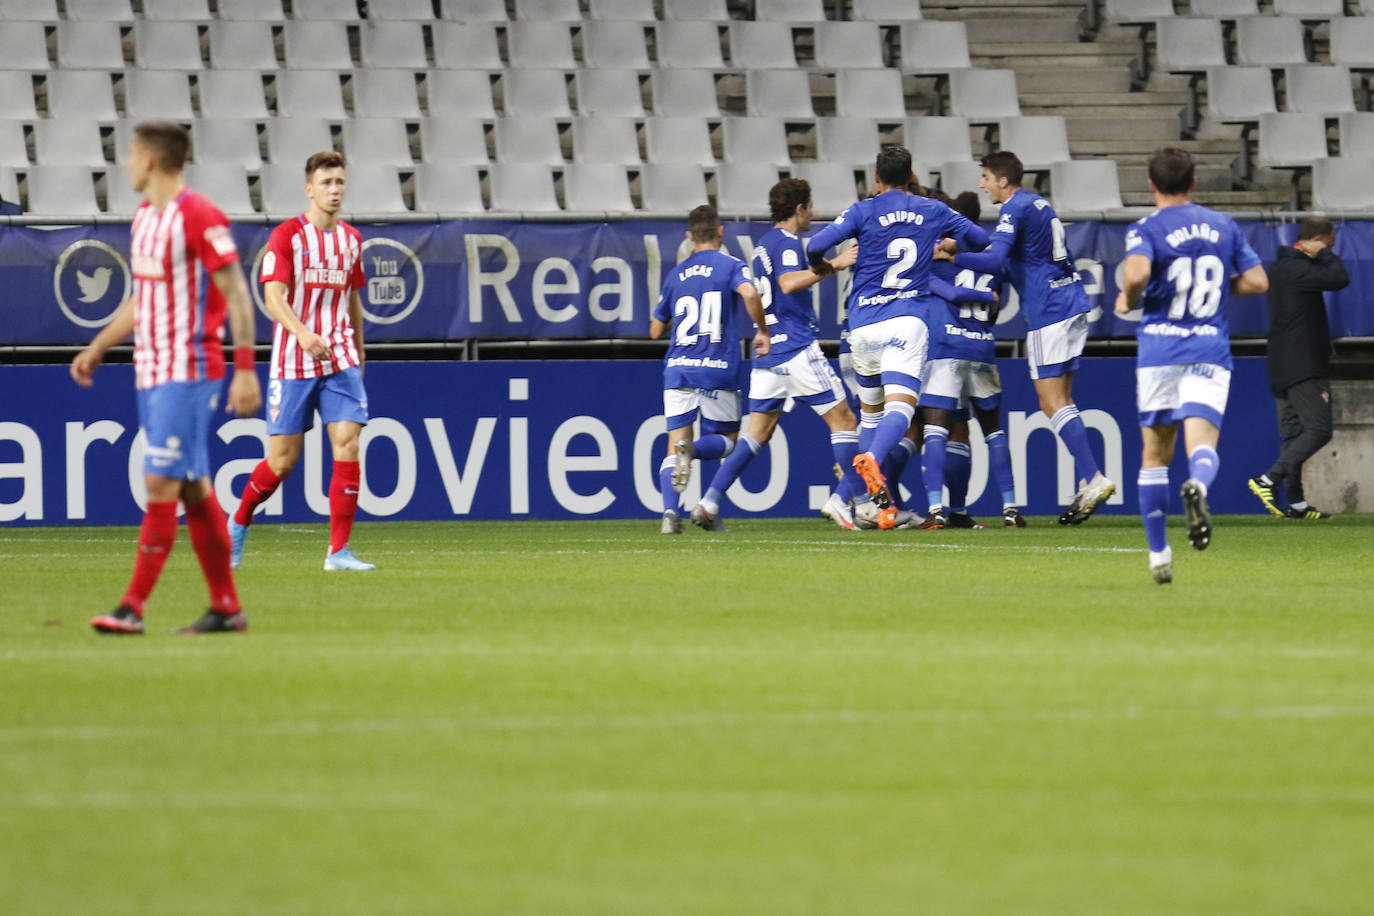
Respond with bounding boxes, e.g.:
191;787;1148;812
1115;253;1153;313
805;210;858;269
947;234;1008;272
70;295;136;386
738;280;770;358
929;276;995;306
263;280;330;361
779;243;856;294
1231;264;1269;297
1291;243;1349;292
349;289;365;374
212;263;263;417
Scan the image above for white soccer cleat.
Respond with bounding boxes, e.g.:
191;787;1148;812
324;548;376;571
671;439;693;493
820;493;857;530
1149;546;1173;585
854;502;916;530
660;511;683;535
689;503;727;532
1061;472;1117;525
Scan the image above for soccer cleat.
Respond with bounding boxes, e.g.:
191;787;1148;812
852;452;893;510
1248;476;1284;517
324;548;376;571
91;604;145;635
1003;507;1027;528
689;503;728;532
1284;505;1332;520
820;492;857;530
888;508;922;530
1060;472;1116;525
1150;560;1173;585
854;502;911;530
946;512;986;529
1180;479;1212;551
175;608;248;635
660;511;683;534
671;439;693;493
916;510;948;530
228;518;248;570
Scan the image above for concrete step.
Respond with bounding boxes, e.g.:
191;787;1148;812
962;17;1083;43
1022;103;1186;119
1072;138;1243;155
1019;90;1192;107
969;41;1138;57
1118;163;1236;192
1066;116;1182;141
973;51;1139;70
1016;67;1135;93
1125;189;1291;207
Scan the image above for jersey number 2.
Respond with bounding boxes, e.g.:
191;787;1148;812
882;239;918;289
674;292;723;345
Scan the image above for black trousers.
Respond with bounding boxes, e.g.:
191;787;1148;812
1266;378;1333;504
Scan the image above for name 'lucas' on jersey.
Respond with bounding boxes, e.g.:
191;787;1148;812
751;227;820;369
1124;201;1262;370
652;248;751;391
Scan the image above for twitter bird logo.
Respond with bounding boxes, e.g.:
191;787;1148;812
76;267;112;303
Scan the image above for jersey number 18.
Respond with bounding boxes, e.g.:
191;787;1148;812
1165;254;1225;320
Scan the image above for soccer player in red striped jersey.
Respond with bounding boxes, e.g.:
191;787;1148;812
227;151;375;571
72;121;262;635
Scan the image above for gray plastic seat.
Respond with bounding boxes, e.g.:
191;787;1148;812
1329;17;1374;69
948;69;1020;120
283;22;354;70
197;71;269;119
0;122;28;168
506;22;576;69
503;70;573;118
727;21;797;69
341;164;409;216
64;0;132;19
714;162;781;213
431;23;503;69
259;163;311;214
0;22;49;70
217;0;285;20
657;21;725;69
791;163;860;215
0;73;37;120
26;166;101;216
1256;112;1328;167
661;0;729;19
1234;16;1308;67
426;70;496;118
572;117;641;164
1190;0;1258;14
639;163;708;211
745;70;815;118
125;71;195;121
900;21;971;74
575;69;646;117
1274;0;1342;13
47;72;118;120
413;164;484;212
851;0;924;21
563;163;634;212
341;119;414;167
1048;159;1123;213
488;163;561;213
754;0;827;22
815;22;885;70
588;0;656;20
134;22;204;69
1311;157;1374;209
56;22;125;70
493;117;565;165
209;22;279;69
1204;67;1276;122
1338;112;1374;154
1103;0;1175;22
0;0;58;19
836;69;907;120
265;119;336;169
292;0;359;19
275;71;346;118
183;164;255;216
514;0;583;20
360;22;429;70
815;116;880;166
997;116;1070;169
934;159;983;195
106;168;146;216
582;21;651;69
419;117;490;164
721;117;790;167
1156;18;1226;72
354;70;422;119
1284;65;1355;115
644;117;715;166
111;120;138;163
651;70;720;117
439;0;507;20
369;0;440;18
0;166;21;206
191;119;262;169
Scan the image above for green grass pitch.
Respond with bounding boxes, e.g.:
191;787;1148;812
2;515;1372;915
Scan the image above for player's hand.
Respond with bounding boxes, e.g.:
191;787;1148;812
227;368;262;417
297;330;330;361
753;330;771;358
70;347;102;387
937;238;959;255
932;246;954;262
831;245;858;270
1298;238;1327;257
1114;291;1131;315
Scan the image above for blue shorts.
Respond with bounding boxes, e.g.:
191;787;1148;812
137;379;220;481
267;366;369;435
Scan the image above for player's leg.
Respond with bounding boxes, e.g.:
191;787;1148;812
1175;364;1230;550
1030;314;1114;521
844;324;895;524
316;367;373;570
91;467;182;634
689;390;740;531
974;398;1022;527
918;404;956;528
698;409;777;521
661;421;693;532
945;416;984;528
818;398;863;530
855;317;927;526
1139;423;1179;585
176;474;249;634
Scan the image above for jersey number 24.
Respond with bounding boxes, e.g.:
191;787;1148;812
674;292;723;345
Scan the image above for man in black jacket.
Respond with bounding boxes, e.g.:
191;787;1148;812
1248;218;1348;519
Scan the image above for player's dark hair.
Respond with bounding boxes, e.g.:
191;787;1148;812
133;121;189;173
875;146;914;188
1297;217;1335;241
688;203;720;243
950;190;981;223
305;150;346;180
768;178;811;223
905;176;926;196
980;151;1023;187
1147;147;1194;196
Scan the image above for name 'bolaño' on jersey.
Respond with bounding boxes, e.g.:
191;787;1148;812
652;248;752;391
751;227;820;369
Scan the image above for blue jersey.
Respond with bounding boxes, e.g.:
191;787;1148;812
806;189;988;330
751;227;819;369
956;188;1087;331
928;259;1001;362
652;248;752;390
1125;202;1261;370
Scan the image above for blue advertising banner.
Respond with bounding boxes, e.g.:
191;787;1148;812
2;218;1371;346
1;357;1280;528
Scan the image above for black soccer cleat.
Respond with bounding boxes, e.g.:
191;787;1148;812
946;512;986;529
175;609;248;635
1181;479;1212;551
1284;505;1332;520
1247;476;1284;517
1003;508;1027;528
91;604;145;635
916;510;948;530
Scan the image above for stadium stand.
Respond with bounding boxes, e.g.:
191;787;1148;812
353;70;423;119
426;70;497;119
728;22;797;69
489;162;561;213
575;70;647;118
197;71;271;119
564;162;635;212
639;162;709;211
714;162;782;212
572;117;641;165
722;117;791;167
420;117;491;165
413;163;485;213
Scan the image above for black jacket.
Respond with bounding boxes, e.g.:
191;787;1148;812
1265;246;1348;394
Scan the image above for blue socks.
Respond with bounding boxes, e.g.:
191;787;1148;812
830;429;865;504
1050;405;1100;485
985;429;1017;509
703;434;760;509
1138;466;1170;553
858;407;883;455
946;440;972;513
659;456;678;515
922;424;949;514
692;433;734;461
1188;444;1219;491
867;401;916;470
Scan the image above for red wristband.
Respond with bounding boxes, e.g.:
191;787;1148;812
233;347;255;371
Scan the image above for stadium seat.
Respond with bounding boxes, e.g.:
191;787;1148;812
124;71;195;121
575;69;646;118
493;117;565;165
1048;159;1124;213
502;70;573;118
64;0;132;19
419;117;490;164
353;70;422;119
582;22;651;69
0;22;49;70
360;22;428;70
934;159;983;195
814;23;885;71
661;0;729;20
1204;66;1277;123
341;118;414;167
997;116;1070;169
714;162;780;213
133;22;205;69
0;72;38;120
948;69;1020;120
259;163;311;214
265;119;337;169
292;0;359;20
0;167;18;206
572;117;641;164
1311;157;1374;210
836;70;907;120
1155;18;1226;73
412;163;484;213
658;21;726;69
431;24;503;70
790;163;861;215
745;70;815;118
275;71;346;118
644;117;715;166
110;120;137;163
183;164;255;216
514;0;583;20
439;0;507;20
899;21;971;74
0;122;28;168
1329;18;1374;70
815;116;880;167
0;0;57;20
56;22;126;70
754;0;827;22
850;0;924;21
46;72;118;120
906;116;974;166
340;164;410;216
196;70;270;119
426;70;497;118
1338;112;1374;155
209;23;280;69
1284;65;1355;115
105;171;145;216
368;0;439;18
1103;0;1175;22
651;70;721;117
1355;0;1374;15
1256;112;1328;167
1273;0;1342;14
588;0;656;20
25;166;101;216
1190;0;1258;14
727;22;797;69
563;163;634;212
191;119;263;169
638;163;708;211
284;22;354;70
506;23;576;70
1234;16;1308;67
216;0;285;20
721;117;790;167
488;163;561;213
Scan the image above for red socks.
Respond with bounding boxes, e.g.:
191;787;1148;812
121;500;179;615
234;460;285;526
185;496;241;615
329;460;361;554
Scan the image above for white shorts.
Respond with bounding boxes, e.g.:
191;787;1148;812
1027;311;1089;380
847;315;929;400
748;341;846;415
664;386;741;433
920;358;1002;413
1136;363;1231;429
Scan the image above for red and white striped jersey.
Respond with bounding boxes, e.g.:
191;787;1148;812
261;215;366;380
129;188;239;391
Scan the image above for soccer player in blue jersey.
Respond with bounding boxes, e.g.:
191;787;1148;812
689;179;868;530
806;146;991;529
940;150;1115;525
649;204;770;534
1115;147;1268;583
